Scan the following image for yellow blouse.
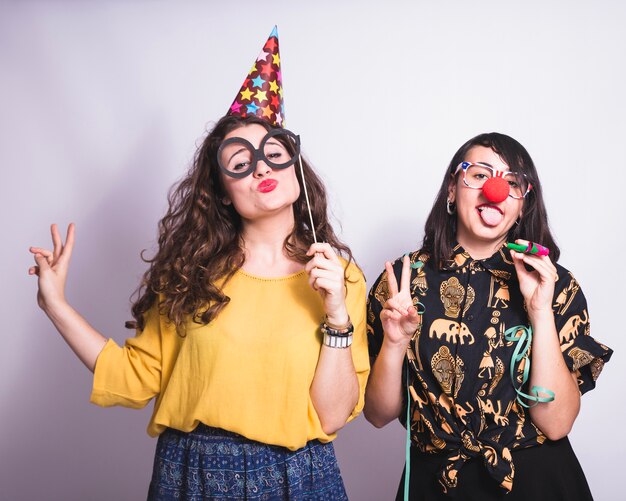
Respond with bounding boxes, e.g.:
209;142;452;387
90;262;369;450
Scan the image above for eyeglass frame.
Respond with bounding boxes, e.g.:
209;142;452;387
453;161;533;199
217;128;301;179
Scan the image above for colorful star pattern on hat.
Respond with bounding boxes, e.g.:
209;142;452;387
228;26;285;127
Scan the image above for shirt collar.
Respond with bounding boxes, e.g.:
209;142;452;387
442;242;516;276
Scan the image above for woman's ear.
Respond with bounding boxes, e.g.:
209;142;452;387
447;177;456;203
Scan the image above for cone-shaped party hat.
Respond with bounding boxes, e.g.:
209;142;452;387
227;26;285;127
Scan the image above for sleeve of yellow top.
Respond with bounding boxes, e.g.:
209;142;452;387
345;263;370;421
90;304;162;409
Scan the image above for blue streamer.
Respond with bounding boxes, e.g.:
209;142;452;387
504;325;555;408
404;368;410;500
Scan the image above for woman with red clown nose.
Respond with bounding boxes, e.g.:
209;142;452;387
28;27;369;500
365;133;612;500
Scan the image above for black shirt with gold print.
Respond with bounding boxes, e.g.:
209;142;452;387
367;244;613;493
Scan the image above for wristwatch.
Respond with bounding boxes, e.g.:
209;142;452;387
320;320;354;348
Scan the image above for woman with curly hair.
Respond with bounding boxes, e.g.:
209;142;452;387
28;29;369;500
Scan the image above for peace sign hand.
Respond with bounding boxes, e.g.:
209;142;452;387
380;255;421;348
28;223;75;312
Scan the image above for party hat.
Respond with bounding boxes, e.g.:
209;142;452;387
228;26;285;127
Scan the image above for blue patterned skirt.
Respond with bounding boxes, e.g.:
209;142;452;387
147;424;348;500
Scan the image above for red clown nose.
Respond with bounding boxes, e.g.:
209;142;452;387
482;176;509;203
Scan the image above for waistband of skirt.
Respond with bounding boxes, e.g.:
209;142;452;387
162;423;325;451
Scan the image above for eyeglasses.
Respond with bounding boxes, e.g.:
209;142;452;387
217;128;301;179
454;161;532;199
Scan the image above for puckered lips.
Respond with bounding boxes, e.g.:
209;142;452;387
477;204;504;227
257;179;278;193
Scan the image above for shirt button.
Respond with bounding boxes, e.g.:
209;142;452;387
467;314;474;321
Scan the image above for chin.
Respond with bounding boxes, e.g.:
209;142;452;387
469;225;508;244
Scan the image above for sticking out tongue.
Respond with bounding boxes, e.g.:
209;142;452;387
479;206;504;226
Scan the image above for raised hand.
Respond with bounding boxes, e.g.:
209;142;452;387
380;255;421;347
510;239;557;316
305;243;349;327
29;223;75;311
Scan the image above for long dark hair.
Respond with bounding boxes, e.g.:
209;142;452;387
128;115;354;332
422;132;560;266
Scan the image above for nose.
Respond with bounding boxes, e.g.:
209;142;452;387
253;159;271;178
482;176;509;203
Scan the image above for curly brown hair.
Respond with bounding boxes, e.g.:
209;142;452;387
127;115;354;333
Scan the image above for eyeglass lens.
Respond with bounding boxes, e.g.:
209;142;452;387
464;164;529;198
218;131;298;177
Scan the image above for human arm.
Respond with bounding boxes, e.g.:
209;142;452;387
511;242;580;439
28;224;107;372
305;243;362;434
363;255;421;428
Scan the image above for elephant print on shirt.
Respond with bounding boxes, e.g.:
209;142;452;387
559;309;588;343
429;318;475;345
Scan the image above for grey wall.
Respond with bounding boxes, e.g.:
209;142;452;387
2;1;624;500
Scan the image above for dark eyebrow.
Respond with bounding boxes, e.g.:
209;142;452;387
475;162;514;173
226;146;248;164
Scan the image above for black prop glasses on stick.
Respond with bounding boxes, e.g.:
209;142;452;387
217;128;317;242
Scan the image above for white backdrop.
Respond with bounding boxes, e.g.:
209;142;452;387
2;1;624;500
